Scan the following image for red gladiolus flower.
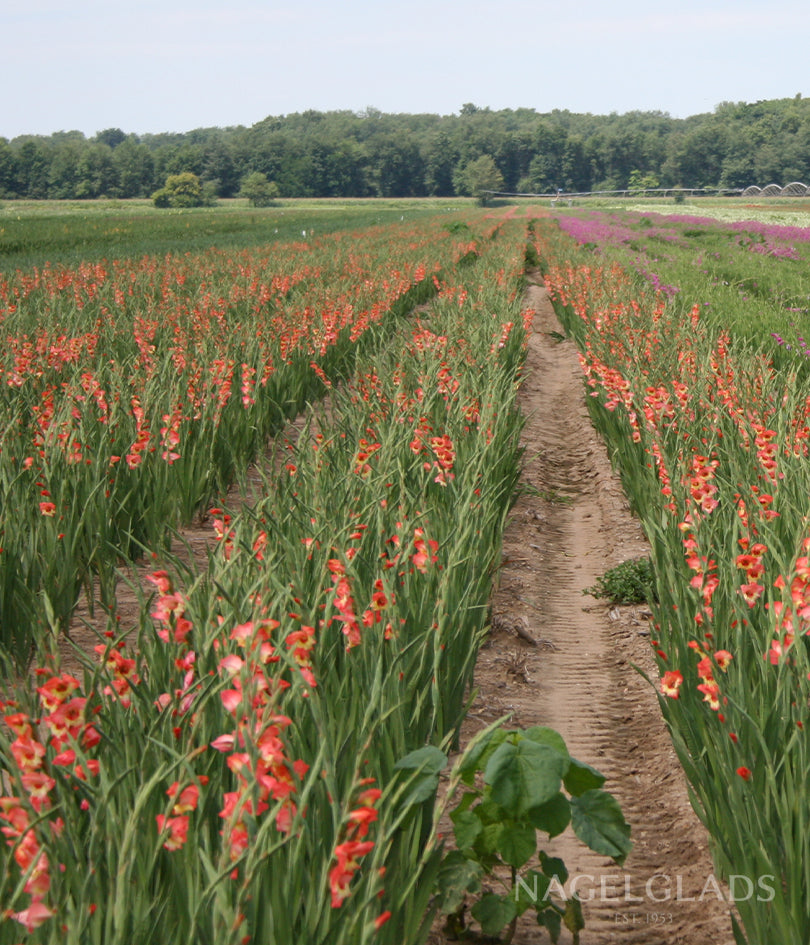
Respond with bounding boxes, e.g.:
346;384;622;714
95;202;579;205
20;770;56;811
714;649;733;671
412;528;438;573
167;780;205;815
346;805;378;839
329;840;375;908
375;911;392;929
156;813;190;851
147;570;173;594
738;580;764;607
697;681;721;711
10;735;46;772
696;656;714;683
23;852;51;897
659;670;683;698
3;712;33;738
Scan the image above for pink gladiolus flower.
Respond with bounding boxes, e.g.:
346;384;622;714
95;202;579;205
11;899;56;932
218;654;244;677
211;733;236;752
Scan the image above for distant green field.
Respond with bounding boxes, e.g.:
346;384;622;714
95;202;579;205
0;197;472;270
7;194;809;274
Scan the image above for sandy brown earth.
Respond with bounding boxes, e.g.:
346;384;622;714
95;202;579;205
63;276;736;945
431;278;735;944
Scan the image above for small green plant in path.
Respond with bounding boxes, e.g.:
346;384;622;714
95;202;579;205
412;723;631;943
584;556;656;605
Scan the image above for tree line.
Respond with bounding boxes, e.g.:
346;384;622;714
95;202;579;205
2;96;810;201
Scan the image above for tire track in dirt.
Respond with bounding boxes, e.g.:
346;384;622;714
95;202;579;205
449;280;735;944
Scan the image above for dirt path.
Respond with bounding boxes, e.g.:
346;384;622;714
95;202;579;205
445;279;735;944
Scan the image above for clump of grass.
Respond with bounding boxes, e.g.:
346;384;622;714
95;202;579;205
584;556;656;604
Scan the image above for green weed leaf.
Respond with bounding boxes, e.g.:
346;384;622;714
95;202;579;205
527;792;571;837
471;892;518;936
570;789;632;865
484;740;567;816
451;809;482;851
435;850;484;914
498;821;537;868
563;895;585;936
539;906;563;943
563;757;606;796
394;745;448;774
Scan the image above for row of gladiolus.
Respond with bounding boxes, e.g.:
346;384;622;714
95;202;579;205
0;214;535;942
551;206;810;357
535;212;810;945
0;218;472;665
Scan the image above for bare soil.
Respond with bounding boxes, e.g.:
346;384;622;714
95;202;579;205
63;276;736;945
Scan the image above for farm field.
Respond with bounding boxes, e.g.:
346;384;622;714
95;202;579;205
0;199;472;271
1;198;810;943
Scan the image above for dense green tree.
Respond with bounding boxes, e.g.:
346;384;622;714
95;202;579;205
529;122;568;192
628;169;660;194
662;124;729;189
720;150;757;190
367;134;424;197
499;128;539;192
422;131;457;196
0;139;17;196
95;128;126;149
561;135;591;192
239;171;280;206
47;140;83;198
75;144;116;197
201;138;239;196
164;143;205;177
14;139;51;197
6;96;810;201
455;154;504;204
111;137;156;197
152;171;204;208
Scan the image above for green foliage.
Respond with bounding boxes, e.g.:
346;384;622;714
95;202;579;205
442;220;471;235
200;179;219;206
152;171;204;208
454;155;505;205
5;95;810;199
431;724;631;941
239;170;280;207
627;169;660;193
583;556;656;605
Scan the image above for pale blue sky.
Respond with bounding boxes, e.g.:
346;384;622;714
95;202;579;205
3;0;809;138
